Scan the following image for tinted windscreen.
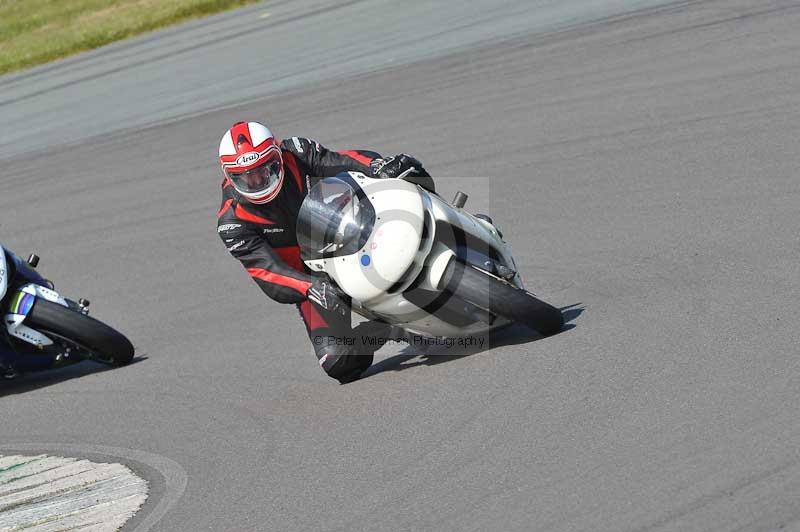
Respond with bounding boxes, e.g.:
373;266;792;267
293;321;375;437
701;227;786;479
296;176;375;260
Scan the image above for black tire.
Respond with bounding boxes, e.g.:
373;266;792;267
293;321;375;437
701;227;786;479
26;298;134;366
442;260;564;336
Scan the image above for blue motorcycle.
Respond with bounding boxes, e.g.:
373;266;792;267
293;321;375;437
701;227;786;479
0;244;133;378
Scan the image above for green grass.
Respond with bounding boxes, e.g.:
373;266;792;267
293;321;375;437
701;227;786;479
0;0;259;76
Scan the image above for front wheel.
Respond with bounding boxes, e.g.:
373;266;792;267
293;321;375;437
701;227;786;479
442;260;564;336
26;298;134;366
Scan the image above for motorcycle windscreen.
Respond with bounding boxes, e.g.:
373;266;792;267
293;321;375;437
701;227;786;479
297;176;375;260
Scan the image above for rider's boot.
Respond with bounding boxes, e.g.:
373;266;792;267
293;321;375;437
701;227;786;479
332;321;398;384
329;350;375;384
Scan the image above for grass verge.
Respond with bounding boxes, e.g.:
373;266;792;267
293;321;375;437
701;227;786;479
0;0;259;76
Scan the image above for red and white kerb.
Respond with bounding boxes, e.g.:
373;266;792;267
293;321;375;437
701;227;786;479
218;121;285;204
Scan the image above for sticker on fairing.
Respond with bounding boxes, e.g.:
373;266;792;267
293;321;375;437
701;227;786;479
9;291;35;316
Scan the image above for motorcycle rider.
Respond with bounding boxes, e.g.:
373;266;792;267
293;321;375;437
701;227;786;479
216;121;431;384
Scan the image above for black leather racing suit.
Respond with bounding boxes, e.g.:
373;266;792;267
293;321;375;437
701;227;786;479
217;137;384;382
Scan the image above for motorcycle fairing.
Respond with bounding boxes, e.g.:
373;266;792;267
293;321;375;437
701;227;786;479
5;283;69;348
301;173;426;302
0;246;7;302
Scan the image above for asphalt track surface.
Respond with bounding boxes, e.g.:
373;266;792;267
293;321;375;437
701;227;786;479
2;0;800;530
0;0;671;160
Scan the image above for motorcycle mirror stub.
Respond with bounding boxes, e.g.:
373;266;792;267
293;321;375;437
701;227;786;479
27;254;39;268
453;191;468;208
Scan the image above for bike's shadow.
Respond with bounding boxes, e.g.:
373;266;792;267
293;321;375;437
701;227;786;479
0;356;147;398
363;304;583;378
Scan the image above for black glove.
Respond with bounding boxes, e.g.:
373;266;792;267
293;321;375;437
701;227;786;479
371;154;429;180
306;279;349;316
371;154;435;192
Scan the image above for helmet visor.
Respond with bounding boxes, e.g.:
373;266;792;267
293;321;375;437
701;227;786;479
227;153;282;195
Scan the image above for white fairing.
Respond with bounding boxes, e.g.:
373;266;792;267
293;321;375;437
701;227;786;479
6;314;54;347
0;246;7;302
5;284;69;347
19;283;68;307
305;174;427;302
302;173;524;339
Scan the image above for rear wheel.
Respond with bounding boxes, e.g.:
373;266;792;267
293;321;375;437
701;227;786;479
26;298;134;366
442;260;564;336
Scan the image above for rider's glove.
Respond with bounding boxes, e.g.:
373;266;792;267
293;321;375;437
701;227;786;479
307;279;349;316
371;154;429;180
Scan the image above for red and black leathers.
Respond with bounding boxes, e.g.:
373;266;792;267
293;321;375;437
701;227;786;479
217;137;383;382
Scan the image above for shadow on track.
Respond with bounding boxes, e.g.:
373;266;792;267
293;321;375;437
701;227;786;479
0;356;147;398
363;303;583;379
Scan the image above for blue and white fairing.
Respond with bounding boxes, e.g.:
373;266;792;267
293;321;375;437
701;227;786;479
0;246;7;303
0;244;68;348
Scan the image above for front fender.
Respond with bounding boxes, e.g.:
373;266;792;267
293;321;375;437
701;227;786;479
5;283;68;348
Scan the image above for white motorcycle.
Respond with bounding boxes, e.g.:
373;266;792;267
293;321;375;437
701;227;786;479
296;173;564;340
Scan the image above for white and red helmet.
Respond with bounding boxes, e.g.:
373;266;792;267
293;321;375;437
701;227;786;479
219;121;284;204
